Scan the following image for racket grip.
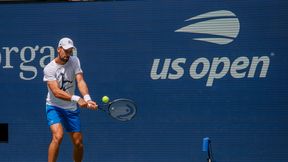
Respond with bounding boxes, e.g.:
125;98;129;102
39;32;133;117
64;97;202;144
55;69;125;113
97;105;106;111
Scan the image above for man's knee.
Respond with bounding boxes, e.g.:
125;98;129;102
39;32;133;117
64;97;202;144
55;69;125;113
50;123;64;145
52;132;63;144
73;138;83;148
71;133;83;148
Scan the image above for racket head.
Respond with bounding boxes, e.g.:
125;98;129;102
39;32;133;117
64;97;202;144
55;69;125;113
107;98;137;121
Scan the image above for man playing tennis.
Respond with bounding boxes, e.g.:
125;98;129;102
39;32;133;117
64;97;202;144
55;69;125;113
43;37;97;162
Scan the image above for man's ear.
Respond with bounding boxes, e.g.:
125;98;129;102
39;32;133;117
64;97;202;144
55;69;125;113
57;47;61;53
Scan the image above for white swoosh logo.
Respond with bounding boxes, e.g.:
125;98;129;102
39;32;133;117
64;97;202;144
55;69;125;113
175;10;240;45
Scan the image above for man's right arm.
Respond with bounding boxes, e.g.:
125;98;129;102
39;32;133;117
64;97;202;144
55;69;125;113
47;80;88;107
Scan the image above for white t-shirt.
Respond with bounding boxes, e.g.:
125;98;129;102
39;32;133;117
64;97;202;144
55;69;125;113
43;56;83;111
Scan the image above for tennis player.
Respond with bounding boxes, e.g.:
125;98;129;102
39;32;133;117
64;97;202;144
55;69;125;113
43;37;97;162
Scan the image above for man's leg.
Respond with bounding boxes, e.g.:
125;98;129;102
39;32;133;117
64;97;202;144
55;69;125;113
48;123;64;162
69;132;84;162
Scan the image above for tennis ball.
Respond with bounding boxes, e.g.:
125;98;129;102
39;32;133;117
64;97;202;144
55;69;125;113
102;96;110;103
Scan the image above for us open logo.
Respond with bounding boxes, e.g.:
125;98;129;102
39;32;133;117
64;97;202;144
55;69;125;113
175;10;240;45
150;10;271;87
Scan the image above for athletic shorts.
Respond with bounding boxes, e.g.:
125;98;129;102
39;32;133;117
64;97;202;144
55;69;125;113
46;104;81;132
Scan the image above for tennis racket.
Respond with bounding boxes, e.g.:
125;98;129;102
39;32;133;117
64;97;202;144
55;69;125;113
98;98;137;122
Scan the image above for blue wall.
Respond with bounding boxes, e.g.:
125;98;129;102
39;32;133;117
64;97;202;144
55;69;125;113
0;1;288;161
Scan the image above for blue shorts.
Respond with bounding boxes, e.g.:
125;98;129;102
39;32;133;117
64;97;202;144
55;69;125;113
46;105;81;132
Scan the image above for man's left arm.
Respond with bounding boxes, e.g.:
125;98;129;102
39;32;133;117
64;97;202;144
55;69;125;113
76;73;98;109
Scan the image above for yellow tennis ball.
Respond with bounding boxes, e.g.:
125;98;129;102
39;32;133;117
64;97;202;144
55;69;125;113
102;96;110;103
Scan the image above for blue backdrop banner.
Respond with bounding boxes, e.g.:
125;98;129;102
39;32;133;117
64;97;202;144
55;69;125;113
0;1;287;162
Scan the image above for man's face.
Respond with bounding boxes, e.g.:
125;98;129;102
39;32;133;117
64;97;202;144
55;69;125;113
58;47;73;63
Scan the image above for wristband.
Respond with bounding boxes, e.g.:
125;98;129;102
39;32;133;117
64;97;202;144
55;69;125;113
83;94;92;102
71;95;81;102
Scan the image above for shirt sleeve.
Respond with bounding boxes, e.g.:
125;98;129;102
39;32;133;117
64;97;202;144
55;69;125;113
73;56;83;75
43;66;56;82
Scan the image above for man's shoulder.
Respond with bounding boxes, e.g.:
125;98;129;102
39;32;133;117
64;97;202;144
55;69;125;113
44;60;57;72
68;56;81;67
70;55;80;62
